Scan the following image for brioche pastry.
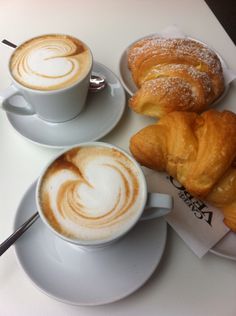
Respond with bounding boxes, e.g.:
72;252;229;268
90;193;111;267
130;110;236;231
128;37;224;118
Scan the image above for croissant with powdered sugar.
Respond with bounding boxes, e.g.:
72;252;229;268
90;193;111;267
128;37;224;117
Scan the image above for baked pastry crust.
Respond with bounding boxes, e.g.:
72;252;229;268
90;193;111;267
128;37;224;117
130;110;236;231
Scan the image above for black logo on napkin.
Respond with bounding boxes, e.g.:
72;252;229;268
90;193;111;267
168;176;213;226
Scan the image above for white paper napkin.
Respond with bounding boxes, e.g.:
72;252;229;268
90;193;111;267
146;172;230;258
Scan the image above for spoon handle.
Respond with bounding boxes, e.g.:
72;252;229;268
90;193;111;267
0;212;39;256
2;39;17;49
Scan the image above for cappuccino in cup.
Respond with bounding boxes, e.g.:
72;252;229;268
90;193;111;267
0;34;93;122
36;142;172;246
38;144;146;243
10;34;92;91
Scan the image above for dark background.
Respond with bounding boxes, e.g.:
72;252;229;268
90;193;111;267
205;0;236;44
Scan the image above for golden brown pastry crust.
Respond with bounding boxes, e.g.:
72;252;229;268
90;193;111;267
128;37;224;117
130;110;236;231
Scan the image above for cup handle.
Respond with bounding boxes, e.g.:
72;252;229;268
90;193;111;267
140;192;173;221
0;85;35;115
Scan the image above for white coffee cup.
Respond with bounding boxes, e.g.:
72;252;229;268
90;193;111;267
36;142;173;247
0;34;93;123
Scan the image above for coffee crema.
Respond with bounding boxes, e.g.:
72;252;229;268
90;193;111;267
10;34;92;91
39;146;144;241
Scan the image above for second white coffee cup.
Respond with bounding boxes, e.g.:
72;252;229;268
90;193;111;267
0;34;93;123
36;142;173;247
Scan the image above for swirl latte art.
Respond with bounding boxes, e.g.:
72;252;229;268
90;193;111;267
39;146;145;241
10;34;92;91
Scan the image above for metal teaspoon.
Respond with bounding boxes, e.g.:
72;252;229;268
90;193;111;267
0;212;39;256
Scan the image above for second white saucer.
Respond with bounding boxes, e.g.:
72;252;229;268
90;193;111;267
14;181;167;306
6;62;126;148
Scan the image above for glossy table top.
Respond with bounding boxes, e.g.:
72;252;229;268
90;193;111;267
0;0;236;315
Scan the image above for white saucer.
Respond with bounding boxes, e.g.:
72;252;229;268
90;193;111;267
119;34;230;104
210;232;236;261
14;181;167;306
6;62;126;148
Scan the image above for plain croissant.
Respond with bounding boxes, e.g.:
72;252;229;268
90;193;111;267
130;110;236;231
128;37;224;118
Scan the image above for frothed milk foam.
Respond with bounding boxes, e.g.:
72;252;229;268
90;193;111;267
10;34;92;91
39;146;145;242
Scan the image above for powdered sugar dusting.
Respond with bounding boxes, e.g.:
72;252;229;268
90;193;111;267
144;63;214;101
145;77;196;105
128;37;222;75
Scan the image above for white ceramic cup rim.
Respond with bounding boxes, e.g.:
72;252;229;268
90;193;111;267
8;33;93;94
36;142;148;246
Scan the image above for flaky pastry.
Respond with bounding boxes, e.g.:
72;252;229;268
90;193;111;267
128;37;224;117
130;110;236;231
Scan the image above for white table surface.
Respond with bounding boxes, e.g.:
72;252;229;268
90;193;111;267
0;0;236;315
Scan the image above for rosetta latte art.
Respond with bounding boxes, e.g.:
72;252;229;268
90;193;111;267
10;34;92;91
39;146;144;241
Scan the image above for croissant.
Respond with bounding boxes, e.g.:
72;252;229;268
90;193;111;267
128;37;224;118
130;110;236;231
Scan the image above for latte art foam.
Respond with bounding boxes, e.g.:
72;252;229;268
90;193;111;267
10;34;92;91
39;146;144;241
